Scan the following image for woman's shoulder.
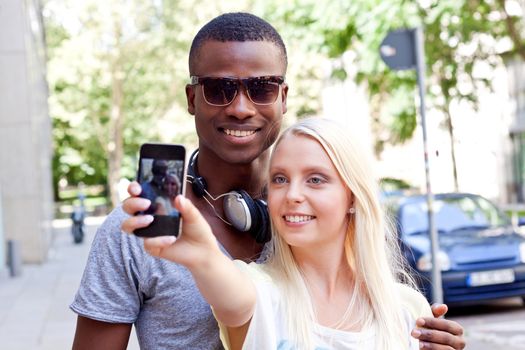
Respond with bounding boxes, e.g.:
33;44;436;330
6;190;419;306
395;283;433;319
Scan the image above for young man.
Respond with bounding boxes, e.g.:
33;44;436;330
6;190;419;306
71;12;466;349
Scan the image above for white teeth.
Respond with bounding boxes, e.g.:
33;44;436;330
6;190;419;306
284;215;314;223
224;129;256;137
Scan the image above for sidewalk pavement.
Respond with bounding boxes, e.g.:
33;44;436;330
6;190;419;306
0;217;139;350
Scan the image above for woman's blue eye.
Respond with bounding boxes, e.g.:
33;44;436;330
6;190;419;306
273;175;287;184
308;176;325;184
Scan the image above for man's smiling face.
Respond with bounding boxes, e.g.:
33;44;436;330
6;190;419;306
186;40;288;165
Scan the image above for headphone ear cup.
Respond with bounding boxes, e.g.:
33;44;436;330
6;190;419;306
226;190;270;244
252;199;271;244
237;190;260;235
224;190;254;232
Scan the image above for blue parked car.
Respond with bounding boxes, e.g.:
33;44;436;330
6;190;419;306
388;193;525;305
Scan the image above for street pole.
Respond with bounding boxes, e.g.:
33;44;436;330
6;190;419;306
414;27;443;304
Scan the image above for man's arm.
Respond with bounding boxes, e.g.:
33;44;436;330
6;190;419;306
72;316;132;350
411;304;466;350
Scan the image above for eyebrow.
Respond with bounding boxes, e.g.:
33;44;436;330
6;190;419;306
269;164;333;174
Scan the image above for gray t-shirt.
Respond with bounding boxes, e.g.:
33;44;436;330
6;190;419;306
70;206;223;349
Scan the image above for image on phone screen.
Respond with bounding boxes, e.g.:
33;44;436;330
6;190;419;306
138;158;184;218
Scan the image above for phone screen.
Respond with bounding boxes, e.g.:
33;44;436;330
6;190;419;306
134;143;186;238
138;158;184;217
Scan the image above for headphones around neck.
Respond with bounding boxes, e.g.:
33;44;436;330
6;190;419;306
187;149;271;244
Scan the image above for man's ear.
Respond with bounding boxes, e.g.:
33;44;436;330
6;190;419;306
186;85;195;115
281;83;289;115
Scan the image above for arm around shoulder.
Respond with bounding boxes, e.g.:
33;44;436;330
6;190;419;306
402;287;466;349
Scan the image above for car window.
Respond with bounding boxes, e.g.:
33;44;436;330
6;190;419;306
400;195;509;235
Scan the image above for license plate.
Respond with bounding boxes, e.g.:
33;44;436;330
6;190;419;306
467;269;515;287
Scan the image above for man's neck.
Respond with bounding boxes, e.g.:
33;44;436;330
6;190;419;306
195;149;270;199
184;149;269;261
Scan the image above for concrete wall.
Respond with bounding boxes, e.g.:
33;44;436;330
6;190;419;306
0;0;53;264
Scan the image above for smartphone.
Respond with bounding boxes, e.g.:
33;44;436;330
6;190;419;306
133;143;186;238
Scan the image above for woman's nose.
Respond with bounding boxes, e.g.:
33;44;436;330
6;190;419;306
285;182;304;203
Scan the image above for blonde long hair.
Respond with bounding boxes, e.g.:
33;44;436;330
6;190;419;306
263;117;416;349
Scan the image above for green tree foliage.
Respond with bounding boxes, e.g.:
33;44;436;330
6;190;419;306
44;0;326;207
275;0;522;190
255;1;326;122
260;0;422;154
44;0;523;205
44;0;201;206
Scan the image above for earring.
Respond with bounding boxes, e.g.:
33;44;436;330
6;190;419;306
348;207;356;214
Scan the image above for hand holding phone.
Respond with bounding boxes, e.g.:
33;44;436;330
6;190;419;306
133;143;186;238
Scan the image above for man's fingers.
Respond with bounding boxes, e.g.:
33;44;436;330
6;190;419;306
412;328;460;350
121;214;153;234
413;318;466;350
418;317;464;336
419;341;454;350
122;197;151;216
128;181;142;196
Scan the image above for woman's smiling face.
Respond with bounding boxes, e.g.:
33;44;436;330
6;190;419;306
268;133;352;250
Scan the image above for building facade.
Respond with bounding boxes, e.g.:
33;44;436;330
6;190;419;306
0;0;53;268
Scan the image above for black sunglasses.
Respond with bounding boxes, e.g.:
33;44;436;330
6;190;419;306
190;75;285;106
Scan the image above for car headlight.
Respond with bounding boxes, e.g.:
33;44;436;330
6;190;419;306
520;242;525;263
417;251;451;271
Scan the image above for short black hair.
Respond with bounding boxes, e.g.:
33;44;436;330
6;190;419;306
189;12;287;75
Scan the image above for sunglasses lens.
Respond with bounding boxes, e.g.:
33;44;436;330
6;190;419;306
202;79;237;106
247;79;280;105
197;76;282;106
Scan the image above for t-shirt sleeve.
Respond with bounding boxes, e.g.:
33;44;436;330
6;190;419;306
397;284;433;350
69;206;146;323
398;284;433;320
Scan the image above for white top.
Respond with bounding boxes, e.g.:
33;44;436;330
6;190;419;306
155;196;179;217
218;261;432;350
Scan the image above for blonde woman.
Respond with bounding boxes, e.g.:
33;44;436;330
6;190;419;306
155;172;181;217
134;118;432;349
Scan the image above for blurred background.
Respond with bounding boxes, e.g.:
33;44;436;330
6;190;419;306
0;0;524;348
2;0;524;264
